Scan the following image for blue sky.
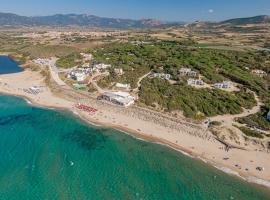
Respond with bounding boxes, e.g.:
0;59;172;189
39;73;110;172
1;0;270;22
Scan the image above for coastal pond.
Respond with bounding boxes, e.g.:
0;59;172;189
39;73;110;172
0;56;23;74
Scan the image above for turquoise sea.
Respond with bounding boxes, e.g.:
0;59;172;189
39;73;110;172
0;95;270;200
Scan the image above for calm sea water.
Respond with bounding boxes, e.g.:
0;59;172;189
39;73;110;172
0;95;269;200
0;56;23;74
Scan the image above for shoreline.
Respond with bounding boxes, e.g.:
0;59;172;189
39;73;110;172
2;92;270;191
0;70;270;191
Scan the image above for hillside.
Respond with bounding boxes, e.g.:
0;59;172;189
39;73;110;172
187;15;270;30
0;12;179;29
1;12;269;29
220;15;270;25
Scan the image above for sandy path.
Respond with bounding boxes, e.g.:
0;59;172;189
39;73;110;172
48;59;68;87
133;71;152;99
210;93;262;127
88;72;109;93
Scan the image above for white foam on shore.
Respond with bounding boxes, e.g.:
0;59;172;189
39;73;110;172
216;166;270;189
115;129;270;189
215;166;243;179
26;99;32;105
156;142;195;158
72;110;80;116
246;176;270;188
121;132;196;159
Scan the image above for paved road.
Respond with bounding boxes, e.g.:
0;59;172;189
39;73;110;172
88;72;110;94
48;59;68;87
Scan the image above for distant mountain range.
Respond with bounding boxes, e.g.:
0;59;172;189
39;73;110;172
0;12;269;29
190;15;270;28
0;13;181;29
220;15;270;25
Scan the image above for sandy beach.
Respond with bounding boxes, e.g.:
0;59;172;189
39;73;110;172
0;69;270;190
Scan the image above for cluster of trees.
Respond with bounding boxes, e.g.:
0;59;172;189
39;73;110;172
237;126;264;139
92;40;269;118
237;107;270;131
139;78;256;119
56;52;83;68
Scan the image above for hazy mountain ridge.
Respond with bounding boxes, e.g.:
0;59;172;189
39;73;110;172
0;12;180;28
188;15;270;29
0;12;269;29
220;15;270;25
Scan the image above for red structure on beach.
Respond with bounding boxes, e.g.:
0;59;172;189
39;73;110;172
75;104;97;113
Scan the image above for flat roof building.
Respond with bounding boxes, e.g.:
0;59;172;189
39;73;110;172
214;81;232;89
152;73;171;80
67;71;87;82
116;83;131;90
114;68;124;75
179;68;197;77
187;79;204;86
99;91;135;107
93;63;111;69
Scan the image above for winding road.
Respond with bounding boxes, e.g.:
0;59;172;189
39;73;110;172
133;71;152;99
88;72;110;94
209;93;263;128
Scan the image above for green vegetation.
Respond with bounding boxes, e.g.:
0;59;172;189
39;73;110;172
92;40;269;119
139;78;256;119
236;108;270;131
237;126;264;139
210;121;222;126
56;53;83;68
194;43;228;47
0;34;31;52
98;66;149;89
20;45;79;58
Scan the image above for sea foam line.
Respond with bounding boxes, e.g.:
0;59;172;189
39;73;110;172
117;129;270;189
246;177;270;188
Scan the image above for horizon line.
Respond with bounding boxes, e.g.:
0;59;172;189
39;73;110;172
0;11;269;23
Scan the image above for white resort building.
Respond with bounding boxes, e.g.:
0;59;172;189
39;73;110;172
33;58;51;66
67;71;87;82
93;63;112;70
214;81;232;89
252;69;266;77
152;73;171;80
98;91;135;107
114;68;124;75
77;67;92;74
187;79;205;86
179;68;197;77
115;83;131;90
80;53;92;61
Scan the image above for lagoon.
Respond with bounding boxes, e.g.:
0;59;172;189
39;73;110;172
0;56;23;75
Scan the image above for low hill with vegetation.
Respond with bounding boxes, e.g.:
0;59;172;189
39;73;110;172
92;40;269;119
221;15;270;25
56;53;83;68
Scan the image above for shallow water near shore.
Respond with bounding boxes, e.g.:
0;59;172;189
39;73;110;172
0;56;23;74
0;95;270;200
